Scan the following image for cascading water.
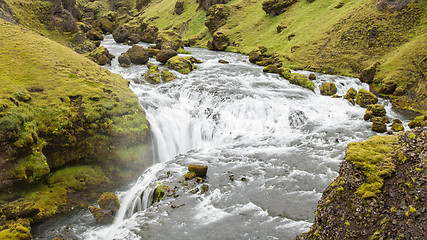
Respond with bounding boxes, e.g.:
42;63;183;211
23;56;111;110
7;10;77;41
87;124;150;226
32;35;413;239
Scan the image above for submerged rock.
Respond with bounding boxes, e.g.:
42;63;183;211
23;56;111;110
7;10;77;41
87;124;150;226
145;64;161;84
88;206;114;224
288;73;315;92
161;70;176;82
320;82;337;96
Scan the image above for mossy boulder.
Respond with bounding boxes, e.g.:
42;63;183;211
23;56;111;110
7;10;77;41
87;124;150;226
98;192;120;215
356;89;378;108
146;47;160;58
112;26;129;43
86;28;104;41
262;0;297;16
0;218;32;240
118;53;131;67
320;82;338;96
408;115;427;129
188;165;208;178
88;206;114;224
88;46;114;66
125;45;149;64
371;119;387;133
144;64;160;84
359;62;379;83
308;73;316;80
207;31;230;51
166;56;197;74
140;25;159;43
156;49;178;64
288;73;315;92
161;70;176;82
366;104;386;117
344;88;357;100
379;78;398;94
205;4;231;34
155;30;184;51
93;18;116;34
129;33;141;44
391;119;404;132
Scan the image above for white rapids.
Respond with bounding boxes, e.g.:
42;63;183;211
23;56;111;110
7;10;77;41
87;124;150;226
32;35;413;240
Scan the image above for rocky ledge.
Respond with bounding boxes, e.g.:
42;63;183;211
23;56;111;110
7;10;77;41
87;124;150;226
296;127;426;239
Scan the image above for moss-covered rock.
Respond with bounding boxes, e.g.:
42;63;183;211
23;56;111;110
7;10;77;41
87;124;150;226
262;0;297;16
118;53;131;67
367;103;386;117
156;49;178;64
161;70;176;82
155;30;184;51
86;28;104;41
125;45;149;64
98;192;120;215
144;64;161;84
166;56;197;74
112;25;129;43
88;206;114;224
205;4;231;34
391;119;405;132
371;119;387;133
359;62;379;83
344;88;357;100
208;31;230;51
320;82;337;96
188;165;208;178
408;115;427;129
288;73;315;92
0;218;32;240
356;89;378;108
88;46;114;65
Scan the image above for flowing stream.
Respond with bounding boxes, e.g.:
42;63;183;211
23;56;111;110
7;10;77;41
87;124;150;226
32;35;413;239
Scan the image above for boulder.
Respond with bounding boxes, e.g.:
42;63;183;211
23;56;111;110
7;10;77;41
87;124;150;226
218;59;229;64
288;73;315;92
118;53;131;67
156;30;184;51
146;47;160;58
156;49;178;64
356;89;378;108
379;78;398;94
263;65;281;74
112;26;129;43
166;56;197;74
93;18;115;34
129;33;141;44
161;70;176;82
359;62;379;83
140;25;159;43
249;49;264;64
88;46;114;65
371;119;387;133
125;45;149;64
205;4;231;34
188;165;208;177
308;73;316;80
391;119;404;132
363;111;374;121
366;104;386;117
88;206;114;224
408;115;427;129
320;82;338;96
86;28;104;41
98;192;120;215
145;64;161;84
262;0;297;16
208;31;230;51
344;87;357;100
175;0;184;15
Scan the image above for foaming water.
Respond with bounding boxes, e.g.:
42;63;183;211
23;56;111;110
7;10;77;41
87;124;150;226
32;35;413;240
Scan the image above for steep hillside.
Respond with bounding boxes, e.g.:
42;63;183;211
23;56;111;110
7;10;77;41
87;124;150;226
0;16;149;239
116;0;426;113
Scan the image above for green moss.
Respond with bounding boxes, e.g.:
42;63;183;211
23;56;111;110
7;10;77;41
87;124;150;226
288;73;315;92
346;135;398;198
153;183;169;203
405;206;416;217
47;165;110;191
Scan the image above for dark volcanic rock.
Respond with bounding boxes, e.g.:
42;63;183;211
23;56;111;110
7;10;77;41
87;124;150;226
205;4;231;34
118;53;131;67
197;0;231;11
155;30;184;50
207;31;230;51
262;0;297;16
125;45;149;64
175;0;184;15
86;28;104;41
356;89;378;108
156;49;178;64
112;26;129;43
359;62;379;83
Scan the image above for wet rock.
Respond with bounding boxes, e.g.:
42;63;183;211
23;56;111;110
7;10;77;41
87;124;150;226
98;192;120;215
125;45;149;64
156;49;178;64
205;4;231;34
112;26;129;43
366;104;386;117
356;89;378;108
320;82;338;96
344;87;357;100
88;206;114;224
289;73;315;92
263;65;281;74
262;0;297;16
391;119;404;132
308;73;316;80
2;204;40;220
218;59;229;64
184;171;197;180
364;110;374;121
118;53;131;67
166;56;197;74
146;47;160;58
144;64;160;84
128;33;141;44
249;49;264;64
359;62;379;83
188;165;208;177
371;119;387;133
86;28;104;41
156;30;184;51
175;0;184;15
161;70;176;82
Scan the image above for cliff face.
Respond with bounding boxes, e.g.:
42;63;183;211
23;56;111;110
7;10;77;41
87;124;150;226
0;1;150;238
295;128;426;239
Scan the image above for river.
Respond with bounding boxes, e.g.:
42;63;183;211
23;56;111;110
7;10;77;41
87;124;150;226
32;35;412;239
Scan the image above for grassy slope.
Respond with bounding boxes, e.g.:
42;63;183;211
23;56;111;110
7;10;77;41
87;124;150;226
0;17;149;223
138;0;426;112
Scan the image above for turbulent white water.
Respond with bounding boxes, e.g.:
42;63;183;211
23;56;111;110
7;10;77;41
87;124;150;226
32;35;413;240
